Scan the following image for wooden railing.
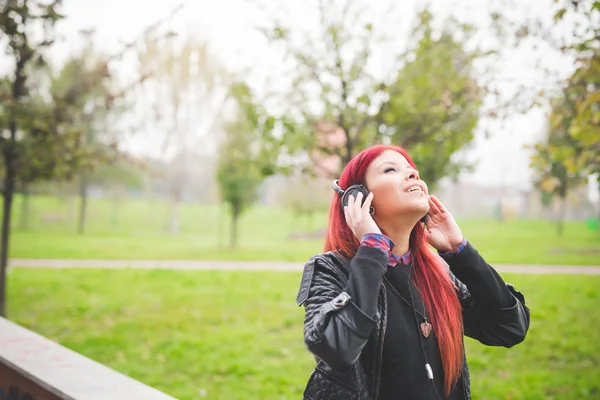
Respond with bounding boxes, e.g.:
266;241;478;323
0;317;177;400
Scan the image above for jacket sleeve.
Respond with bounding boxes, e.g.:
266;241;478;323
443;242;531;348
296;246;388;370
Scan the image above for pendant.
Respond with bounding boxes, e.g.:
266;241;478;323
420;321;432;338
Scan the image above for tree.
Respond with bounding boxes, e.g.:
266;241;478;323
137;35;227;234
253;1;488;186
495;0;600;223
48;38;120;234
216;82;276;248
378;10;482;187
561;50;600;177
531;94;586;236
494;1;599;183
255;0;392;171
533;1;600;179
0;0;65;317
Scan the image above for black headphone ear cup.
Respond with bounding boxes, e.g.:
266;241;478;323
340;185;370;209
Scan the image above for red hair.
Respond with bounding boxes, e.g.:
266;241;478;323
324;144;464;396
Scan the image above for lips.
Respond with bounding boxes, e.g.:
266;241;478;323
405;183;425;194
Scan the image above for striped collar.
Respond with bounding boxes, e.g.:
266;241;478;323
389;250;411;267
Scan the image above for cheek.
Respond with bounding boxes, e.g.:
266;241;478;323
371;184;400;206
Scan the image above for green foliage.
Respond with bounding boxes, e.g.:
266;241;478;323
528;1;600;231
0;0;66;316
0;0;67;180
532;95;585;197
216;82;277;247
563;53;600;176
0;13;119;189
524;1;600;178
257;2;485;185
52;40;124;175
379;10;482;186
9;269;600;399
256;0;394;170
531;92;587;235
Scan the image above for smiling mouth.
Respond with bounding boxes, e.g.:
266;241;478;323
406;185;424;194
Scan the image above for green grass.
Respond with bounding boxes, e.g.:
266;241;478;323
8;268;600;399
6;195;600;264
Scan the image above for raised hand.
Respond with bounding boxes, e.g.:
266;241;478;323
425;195;464;253
344;192;382;240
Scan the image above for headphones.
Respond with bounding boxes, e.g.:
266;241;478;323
332;180;370;210
332;179;428;224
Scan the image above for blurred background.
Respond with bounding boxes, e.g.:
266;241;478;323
1;0;599;399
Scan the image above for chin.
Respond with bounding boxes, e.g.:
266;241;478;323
414;198;430;214
393;203;429;222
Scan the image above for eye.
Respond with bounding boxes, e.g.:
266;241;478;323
384;167;396;173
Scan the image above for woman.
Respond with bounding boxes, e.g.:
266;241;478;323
296;145;530;400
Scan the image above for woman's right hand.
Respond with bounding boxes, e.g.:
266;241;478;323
344;192;382;240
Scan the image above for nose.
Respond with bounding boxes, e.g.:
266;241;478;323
407;168;420;181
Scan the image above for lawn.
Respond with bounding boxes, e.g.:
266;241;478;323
6;195;600;265
8;268;600;399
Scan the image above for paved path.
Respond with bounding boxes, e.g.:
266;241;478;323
7;259;600;274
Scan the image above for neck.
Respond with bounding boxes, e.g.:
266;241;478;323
377;217;417;258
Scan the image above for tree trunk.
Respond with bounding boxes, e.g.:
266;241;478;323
111;186;121;228
217;203;223;248
230;203;240;248
19;184;30;230
169;199;180;235
557;195;567;237
67;195;76;227
0;157;16;318
597;185;600;223
78;175;88;235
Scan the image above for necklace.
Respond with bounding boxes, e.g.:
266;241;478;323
383;273;433;339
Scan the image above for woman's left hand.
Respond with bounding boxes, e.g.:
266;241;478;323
425;195;464;253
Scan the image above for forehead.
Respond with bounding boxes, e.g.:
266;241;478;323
368;150;410;171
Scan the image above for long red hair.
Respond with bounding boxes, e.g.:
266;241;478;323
324;144;464;396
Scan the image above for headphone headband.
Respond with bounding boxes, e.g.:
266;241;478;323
332;180;345;195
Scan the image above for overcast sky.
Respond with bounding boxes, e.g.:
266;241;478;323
3;0;595;197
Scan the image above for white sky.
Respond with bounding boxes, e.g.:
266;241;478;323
2;0;592;194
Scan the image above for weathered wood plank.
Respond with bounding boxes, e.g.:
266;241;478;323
0;317;177;400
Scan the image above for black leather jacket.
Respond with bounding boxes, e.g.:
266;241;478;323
296;245;530;400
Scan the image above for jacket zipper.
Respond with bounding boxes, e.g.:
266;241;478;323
373;283;387;400
462;374;469;399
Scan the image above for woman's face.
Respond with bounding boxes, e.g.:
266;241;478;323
364;149;429;220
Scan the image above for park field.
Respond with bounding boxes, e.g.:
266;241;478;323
6;195;600;265
7;268;600;399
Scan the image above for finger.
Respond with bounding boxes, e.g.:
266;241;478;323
354;192;364;210
347;194;355;210
430;195;448;213
428;196;441;215
351;193;363;217
343;205;351;223
362;192;374;212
